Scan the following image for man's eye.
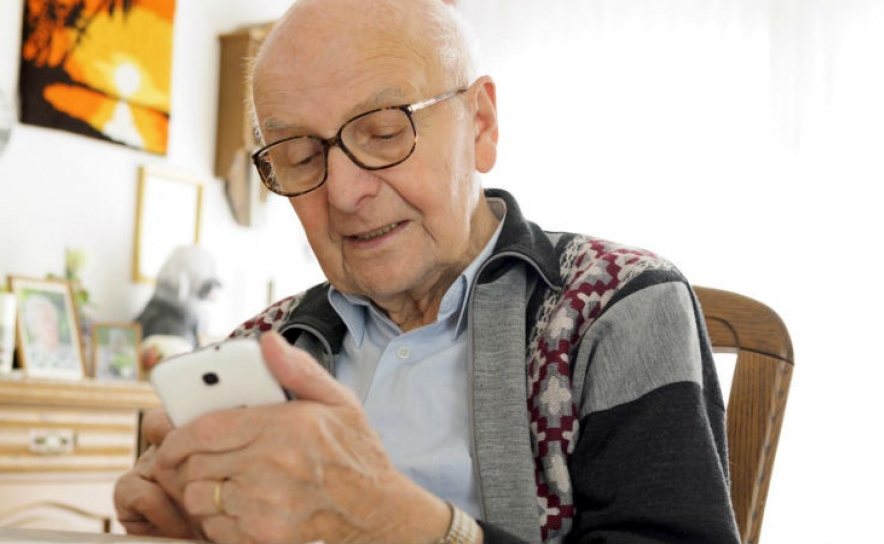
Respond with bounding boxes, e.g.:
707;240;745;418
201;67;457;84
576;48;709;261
371;128;406;141
283;149;320;168
294;152;320;166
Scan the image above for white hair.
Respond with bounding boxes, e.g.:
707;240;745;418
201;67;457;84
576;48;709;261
422;0;481;87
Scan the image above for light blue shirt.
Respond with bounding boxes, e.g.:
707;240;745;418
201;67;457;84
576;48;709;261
329;221;503;520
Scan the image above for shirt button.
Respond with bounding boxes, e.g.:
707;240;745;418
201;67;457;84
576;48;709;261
397;346;411;360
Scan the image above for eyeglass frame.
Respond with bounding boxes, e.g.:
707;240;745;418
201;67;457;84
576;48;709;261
250;86;469;198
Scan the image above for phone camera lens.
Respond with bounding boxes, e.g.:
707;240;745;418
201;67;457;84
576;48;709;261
202;372;220;386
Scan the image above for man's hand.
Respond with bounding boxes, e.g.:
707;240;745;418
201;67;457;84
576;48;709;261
154;331;451;544
113;410;201;539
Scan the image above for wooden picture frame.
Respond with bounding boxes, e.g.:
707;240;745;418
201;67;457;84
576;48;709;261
133;166;204;283
92;322;143;381
7;276;85;380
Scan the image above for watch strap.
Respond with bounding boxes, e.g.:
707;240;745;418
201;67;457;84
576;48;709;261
435;501;481;544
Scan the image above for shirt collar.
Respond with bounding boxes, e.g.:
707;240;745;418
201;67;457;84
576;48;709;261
328;211;505;345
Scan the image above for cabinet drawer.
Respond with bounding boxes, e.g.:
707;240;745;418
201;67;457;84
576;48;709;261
0;477;120;533
0;407;138;473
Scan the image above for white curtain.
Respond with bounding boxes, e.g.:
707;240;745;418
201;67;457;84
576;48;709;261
456;1;884;543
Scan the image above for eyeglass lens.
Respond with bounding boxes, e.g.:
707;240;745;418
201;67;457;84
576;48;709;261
256;108;417;196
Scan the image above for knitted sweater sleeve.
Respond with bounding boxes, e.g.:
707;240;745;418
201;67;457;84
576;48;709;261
562;277;740;544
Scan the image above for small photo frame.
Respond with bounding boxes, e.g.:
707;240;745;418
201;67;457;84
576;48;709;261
7;276;85;380
133;165;204;283
92;322;143;381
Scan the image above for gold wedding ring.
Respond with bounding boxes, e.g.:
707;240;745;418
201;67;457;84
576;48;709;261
213;480;226;516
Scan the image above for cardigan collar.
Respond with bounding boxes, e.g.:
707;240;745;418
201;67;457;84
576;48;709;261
279;188;562;353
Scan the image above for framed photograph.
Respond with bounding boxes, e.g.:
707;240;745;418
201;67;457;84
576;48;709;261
92;322;143;381
7;276;85;380
133;166;204;283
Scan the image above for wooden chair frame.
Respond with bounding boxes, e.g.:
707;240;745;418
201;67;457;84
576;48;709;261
694;286;794;544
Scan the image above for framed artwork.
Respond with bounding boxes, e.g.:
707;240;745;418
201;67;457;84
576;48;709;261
92;322;142;381
133;166;203;283
7;276;85;380
18;0;177;154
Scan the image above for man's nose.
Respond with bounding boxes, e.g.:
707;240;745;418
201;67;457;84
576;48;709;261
324;147;381;212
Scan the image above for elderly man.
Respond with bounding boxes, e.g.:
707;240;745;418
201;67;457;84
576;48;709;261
114;1;740;543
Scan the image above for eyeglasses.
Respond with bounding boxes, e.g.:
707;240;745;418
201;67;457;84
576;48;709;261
251;87;468;198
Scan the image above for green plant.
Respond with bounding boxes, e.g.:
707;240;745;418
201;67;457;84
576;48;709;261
46;248;92;316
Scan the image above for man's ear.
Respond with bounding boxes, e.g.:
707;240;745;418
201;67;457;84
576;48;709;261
471;76;498;174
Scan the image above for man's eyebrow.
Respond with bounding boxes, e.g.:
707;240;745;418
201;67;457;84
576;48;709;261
261;87;410;136
262;116;304;134
345;87;409;117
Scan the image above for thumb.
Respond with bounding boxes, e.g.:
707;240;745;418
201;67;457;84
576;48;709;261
141;408;174;447
259;331;354;407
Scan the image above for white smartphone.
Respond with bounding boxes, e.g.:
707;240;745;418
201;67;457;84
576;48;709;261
150;338;291;427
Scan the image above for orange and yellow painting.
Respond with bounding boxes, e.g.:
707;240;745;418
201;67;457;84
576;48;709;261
18;0;176;155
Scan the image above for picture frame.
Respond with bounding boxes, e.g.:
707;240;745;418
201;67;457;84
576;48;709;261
92;322;143;381
7;276;86;380
133;166;204;283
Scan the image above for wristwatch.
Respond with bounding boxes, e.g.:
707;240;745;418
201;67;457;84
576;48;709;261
435;502;482;544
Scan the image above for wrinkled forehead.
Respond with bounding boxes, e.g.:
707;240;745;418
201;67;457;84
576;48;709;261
254;31;435;94
252;15;439;133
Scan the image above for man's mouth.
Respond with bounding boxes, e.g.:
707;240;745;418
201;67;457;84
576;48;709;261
353;222;402;241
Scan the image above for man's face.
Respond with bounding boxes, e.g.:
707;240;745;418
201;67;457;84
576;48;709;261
253;12;496;306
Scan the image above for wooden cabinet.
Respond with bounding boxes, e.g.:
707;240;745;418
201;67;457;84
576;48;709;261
0;377;159;533
214;22;273;227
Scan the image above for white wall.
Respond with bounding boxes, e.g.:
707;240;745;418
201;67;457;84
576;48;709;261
457;1;884;543
0;0;325;338
1;1;881;543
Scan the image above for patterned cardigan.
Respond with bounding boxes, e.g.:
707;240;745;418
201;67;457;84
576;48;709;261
230;189;740;544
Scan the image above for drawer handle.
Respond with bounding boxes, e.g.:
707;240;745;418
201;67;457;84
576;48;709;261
28;428;76;455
